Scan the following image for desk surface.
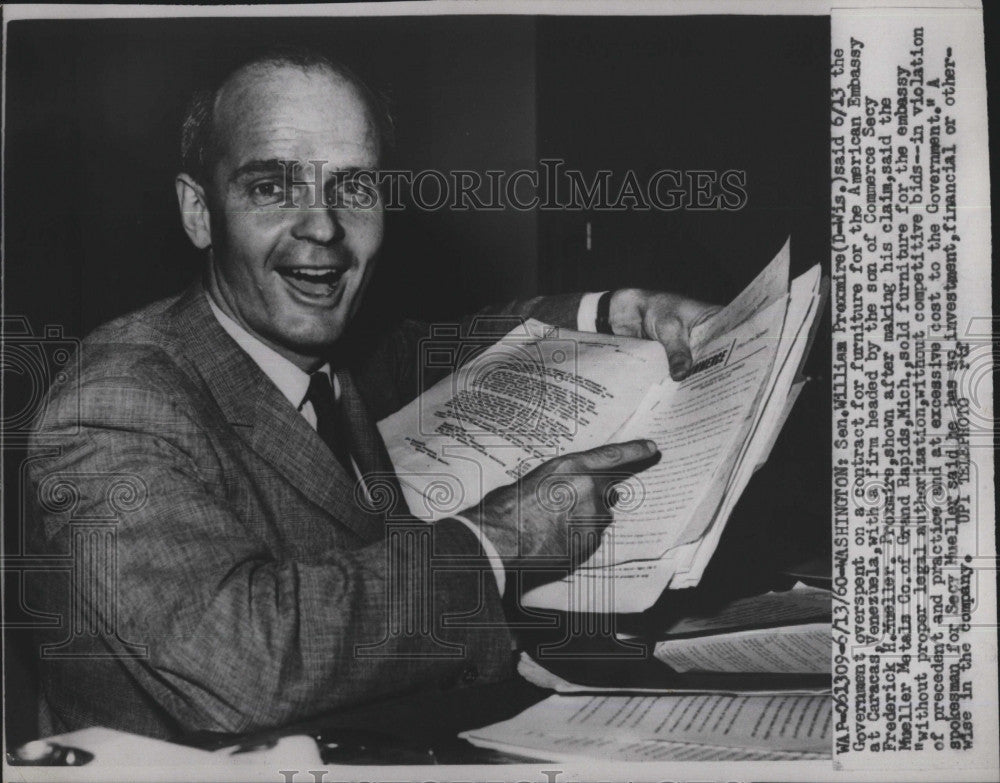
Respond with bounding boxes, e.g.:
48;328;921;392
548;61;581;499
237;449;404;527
20;572;831;767
180;573;832;766
185;677;552;765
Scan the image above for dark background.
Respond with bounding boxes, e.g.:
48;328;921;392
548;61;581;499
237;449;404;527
4;14;830;745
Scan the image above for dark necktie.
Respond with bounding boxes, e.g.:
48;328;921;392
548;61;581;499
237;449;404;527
303;371;354;477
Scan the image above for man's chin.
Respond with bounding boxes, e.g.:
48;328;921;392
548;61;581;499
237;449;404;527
263;322;348;368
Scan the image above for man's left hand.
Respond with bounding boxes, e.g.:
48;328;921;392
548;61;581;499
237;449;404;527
608;289;721;380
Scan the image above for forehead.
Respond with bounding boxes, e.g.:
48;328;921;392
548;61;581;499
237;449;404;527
213;64;378;168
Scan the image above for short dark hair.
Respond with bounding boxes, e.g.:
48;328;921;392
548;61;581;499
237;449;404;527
179;45;394;184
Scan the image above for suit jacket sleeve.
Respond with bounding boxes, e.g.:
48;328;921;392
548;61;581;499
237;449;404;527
28;348;513;736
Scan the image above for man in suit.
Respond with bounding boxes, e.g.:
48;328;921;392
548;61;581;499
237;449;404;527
27;48;716;740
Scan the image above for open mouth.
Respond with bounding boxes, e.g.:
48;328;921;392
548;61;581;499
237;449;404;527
276;266;347;299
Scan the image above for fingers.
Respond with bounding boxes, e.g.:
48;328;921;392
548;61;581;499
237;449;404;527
567;518;609;563
572;439;659;471
652;314;693;380
690;303;723;329
645;296;721;380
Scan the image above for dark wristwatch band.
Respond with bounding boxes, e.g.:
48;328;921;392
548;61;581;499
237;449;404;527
595;290;614;335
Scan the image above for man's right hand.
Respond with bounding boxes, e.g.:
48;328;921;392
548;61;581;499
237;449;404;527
461;439;659;569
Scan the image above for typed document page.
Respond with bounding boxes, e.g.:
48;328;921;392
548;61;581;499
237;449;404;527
461;693;832;760
378;319;668;520
670;264;825;588
654;623;830;675
660;582;832;636
522;292;791;612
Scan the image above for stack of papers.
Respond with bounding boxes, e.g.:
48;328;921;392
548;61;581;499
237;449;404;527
517;652;829;696
381;239;825;613
460;692;831;762
516;583;831;693
650;582;832;675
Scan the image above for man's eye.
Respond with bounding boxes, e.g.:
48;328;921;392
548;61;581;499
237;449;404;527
331;178;362;199
328;175;376;207
249;181;284;203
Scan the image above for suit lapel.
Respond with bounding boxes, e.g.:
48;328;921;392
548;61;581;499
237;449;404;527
168;282;385;542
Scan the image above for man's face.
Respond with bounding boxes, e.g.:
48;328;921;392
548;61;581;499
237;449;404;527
202;64;383;368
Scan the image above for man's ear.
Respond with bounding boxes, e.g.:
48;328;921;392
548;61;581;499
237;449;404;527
175;173;213;249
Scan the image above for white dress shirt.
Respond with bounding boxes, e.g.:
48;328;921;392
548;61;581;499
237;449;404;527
577;291;608;332
207;297;331;425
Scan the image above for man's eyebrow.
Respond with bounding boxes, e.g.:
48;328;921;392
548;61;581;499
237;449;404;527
228;158;288;184
229;160;373;185
326;166;373;181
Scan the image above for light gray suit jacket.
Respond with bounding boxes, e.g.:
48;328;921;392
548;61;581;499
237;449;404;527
27;280;583;740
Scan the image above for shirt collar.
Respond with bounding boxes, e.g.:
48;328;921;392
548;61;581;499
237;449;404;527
206;294;331;410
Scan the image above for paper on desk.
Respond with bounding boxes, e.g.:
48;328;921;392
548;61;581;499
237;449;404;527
29;727;216;766
654;622;829;674
516;652;830;696
461;733;827;763
661;582;831;637
460;692;831;759
31;727;322;770
214;735;323;767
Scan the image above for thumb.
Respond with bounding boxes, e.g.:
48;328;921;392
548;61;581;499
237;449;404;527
575;439;659;470
652;314;693;380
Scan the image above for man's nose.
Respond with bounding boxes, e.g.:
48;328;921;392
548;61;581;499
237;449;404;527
291;204;345;245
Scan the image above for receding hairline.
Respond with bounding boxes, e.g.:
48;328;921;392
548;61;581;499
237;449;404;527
223;60;377;130
219;59;368;105
180;53;390;184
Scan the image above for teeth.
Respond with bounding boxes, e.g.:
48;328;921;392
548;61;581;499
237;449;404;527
282;268;343;284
